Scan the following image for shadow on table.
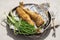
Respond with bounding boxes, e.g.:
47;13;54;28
6;24;52;40
1;19;60;40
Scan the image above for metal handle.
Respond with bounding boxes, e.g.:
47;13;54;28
50;11;56;37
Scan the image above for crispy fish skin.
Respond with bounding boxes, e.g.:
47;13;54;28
16;7;35;26
21;7;44;27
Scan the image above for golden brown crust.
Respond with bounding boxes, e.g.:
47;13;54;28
16;7;35;26
21;8;44;27
16;2;44;27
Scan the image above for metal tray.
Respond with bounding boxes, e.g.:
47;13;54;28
7;3;51;36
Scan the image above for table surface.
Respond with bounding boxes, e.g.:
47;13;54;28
0;0;60;40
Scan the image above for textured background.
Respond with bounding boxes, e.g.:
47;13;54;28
0;0;60;40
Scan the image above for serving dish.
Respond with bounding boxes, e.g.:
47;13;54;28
7;3;51;35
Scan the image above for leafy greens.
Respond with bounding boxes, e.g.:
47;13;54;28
7;12;36;35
